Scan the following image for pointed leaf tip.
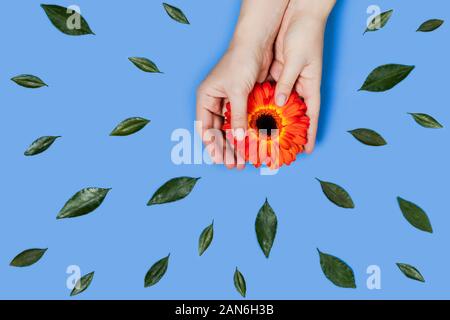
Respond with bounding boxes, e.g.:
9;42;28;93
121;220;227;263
163;3;190;24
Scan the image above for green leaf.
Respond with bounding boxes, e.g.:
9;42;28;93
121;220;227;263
348;129;387;146
11;74;47;88
24;136;60;156
318;249;356;288
110;117;150;136
10;248;47;267
57;188;111;219
70;271;94;296
317;179;354;209
396;263;425;282
163;3;190;24
148;177;200;206
417;19;444;32
397;197;433;233
364;9;393;34
198;221;214;256
233;267;247;298
408;113;443;129
144;254;170;287
41;4;94;36
255;199;278;258
129;57;161;73
359;64;415;92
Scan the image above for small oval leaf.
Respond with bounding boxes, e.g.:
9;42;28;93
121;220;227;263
145;254;170;287
396;263;425;282
348;129;387;146
110;117;150;136
318;249;356;288
198;221;214;256
255;199;278;258
163;3;190;24
364;9;393;34
317;179;354;209
408;113;443;129
57;188;111;219
148;177;200;206
24;136;60;156
41;4;94;36
71;271;94;296
129;57;161;73
11;74;47;88
10;248;47;267
359;64;415;92
417;19;444;32
234;268;247;298
397;197;433;233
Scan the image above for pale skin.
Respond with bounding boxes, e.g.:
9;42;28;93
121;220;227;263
196;0;336;169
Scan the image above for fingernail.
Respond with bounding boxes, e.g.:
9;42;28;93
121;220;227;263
235;128;246;141
276;93;287;106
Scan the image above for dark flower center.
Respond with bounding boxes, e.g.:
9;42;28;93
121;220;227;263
256;114;278;136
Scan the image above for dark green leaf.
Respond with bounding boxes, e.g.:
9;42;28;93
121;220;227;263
364;9;393;34
148;177;200;206
317;179;354;209
163;3;190;24
359;64;415;92
110;117;150;136
57;188;111;219
255;199;277;258
318;249;356;288
417;19;444;32
396;263;425;282
10;248;47;267
397;197;433;233
144;254;170;287
71;271;94;296
24;136;60;156
41;4;94;36
234;268;246;298
129;57;161;73
11;74;47;88
408;113;443;129
348;129;387;146
198;221;214;256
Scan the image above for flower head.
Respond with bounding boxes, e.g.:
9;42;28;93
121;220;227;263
222;81;310;169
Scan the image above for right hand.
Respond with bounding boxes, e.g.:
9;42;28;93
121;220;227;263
196;43;273;169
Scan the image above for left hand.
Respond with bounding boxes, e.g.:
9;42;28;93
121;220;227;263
270;0;335;154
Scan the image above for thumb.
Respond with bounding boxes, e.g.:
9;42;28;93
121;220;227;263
275;58;305;106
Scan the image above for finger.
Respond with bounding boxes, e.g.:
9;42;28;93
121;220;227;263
275;57;306;106
224;137;236;169
304;92;320;154
210;115;225;164
269;60;283;82
257;68;270;83
234;137;246;170
196;89;222;141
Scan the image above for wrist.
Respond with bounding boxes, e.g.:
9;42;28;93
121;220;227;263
290;0;336;22
230;29;271;53
230;0;290;52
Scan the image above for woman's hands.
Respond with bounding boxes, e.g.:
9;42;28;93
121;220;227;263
271;0;336;154
196;0;336;168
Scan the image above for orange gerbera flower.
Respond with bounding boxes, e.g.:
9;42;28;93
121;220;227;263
222;81;310;169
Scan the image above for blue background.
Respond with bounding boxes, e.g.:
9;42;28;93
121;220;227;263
0;0;448;299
